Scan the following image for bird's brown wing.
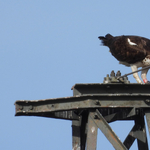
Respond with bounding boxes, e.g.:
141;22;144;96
109;36;150;64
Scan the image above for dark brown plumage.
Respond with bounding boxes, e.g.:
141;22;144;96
98;34;150;83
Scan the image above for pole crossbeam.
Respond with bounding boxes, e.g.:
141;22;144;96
15;82;150;150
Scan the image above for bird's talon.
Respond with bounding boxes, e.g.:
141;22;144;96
145;81;150;84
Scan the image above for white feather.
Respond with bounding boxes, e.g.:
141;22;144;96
127;38;137;45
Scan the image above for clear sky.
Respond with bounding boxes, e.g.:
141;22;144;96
1;1;150;150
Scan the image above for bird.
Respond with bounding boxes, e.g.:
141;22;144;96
98;34;150;83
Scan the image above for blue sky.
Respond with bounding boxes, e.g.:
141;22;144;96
1;1;150;149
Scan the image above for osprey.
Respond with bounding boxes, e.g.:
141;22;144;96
98;34;150;83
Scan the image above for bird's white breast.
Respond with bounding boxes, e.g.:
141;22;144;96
142;57;150;66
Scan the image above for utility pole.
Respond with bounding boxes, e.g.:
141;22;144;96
15;71;150;150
